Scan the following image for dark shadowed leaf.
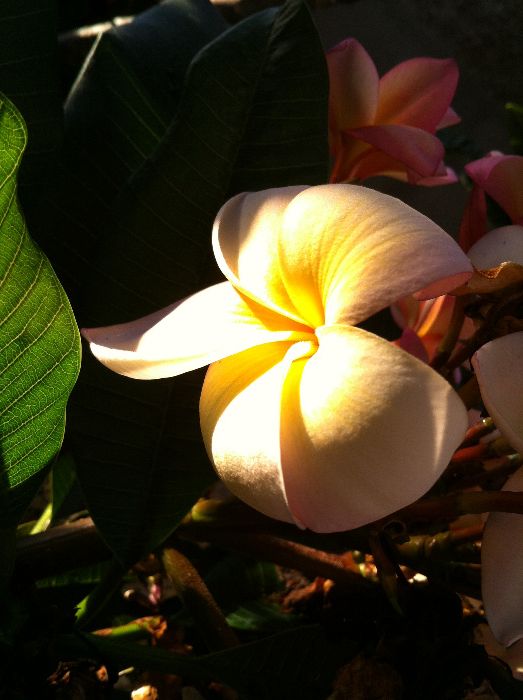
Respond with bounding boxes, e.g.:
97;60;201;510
64;624;357;698
32;0;228;305
0;96;80;527
0;0;62;212
61;0;328;565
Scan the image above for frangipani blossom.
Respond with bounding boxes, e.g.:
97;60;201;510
83;184;472;533
327;38;459;186
460;153;523;251
481;467;523;664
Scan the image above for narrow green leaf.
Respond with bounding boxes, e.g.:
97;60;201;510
30;451;77;533
50;451;77;520
226;601;301;633
0;95;81;527
36;560;113;589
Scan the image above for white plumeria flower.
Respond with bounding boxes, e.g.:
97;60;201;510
470;225;523;455
481;467;523;676
468;224;523;669
83;184;472;532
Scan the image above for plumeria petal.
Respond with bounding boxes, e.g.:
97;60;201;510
200;339;317;526
82;281;313;379
340;148;455;186
326;38;379;131
392;295;471;363
482;467;523;646
472;333;523;455
466;154;523;225
279;325;467;532
274;185;472;326
394;328;429;362
416;166;458;186
376;57;459;132
201;325;466;533
329;134;371;183
213;187;308;324
458;183;488;252
336;144;411;183
468;225;523;268
347;124;446;181
390;294;421;331
437;106;461;130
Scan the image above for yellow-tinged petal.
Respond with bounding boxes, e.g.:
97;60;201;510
279;325;467;532
201;324;466;533
214;185;471;331
277;185;472;326
482;467;523;646
200;339;318;526
472;333;523;455
213;186;308;324
82;281;313;379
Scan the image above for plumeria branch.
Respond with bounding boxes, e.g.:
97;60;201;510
394;490;523;522
444;285;523;373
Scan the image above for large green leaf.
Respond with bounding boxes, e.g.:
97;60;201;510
32;0;228;306
0;0;62;212
0;96;80;527
66;0;329;564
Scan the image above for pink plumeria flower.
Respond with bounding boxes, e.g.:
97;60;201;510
326;38;460;186
83;184;472;533
459;152;523;251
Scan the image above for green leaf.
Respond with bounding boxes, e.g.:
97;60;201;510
29;452;77;533
65;0;329;565
228;0;329;193
0;0;62;212
33;0;228;304
36;560;113;589
61;624;357;698
205;555;283;612
226;601;301;633
0;95;81;527
204;625;355;698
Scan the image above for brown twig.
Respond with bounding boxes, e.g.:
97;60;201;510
180;528;371;593
15;516;109;581
161;547;239;651
394;490;523;523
